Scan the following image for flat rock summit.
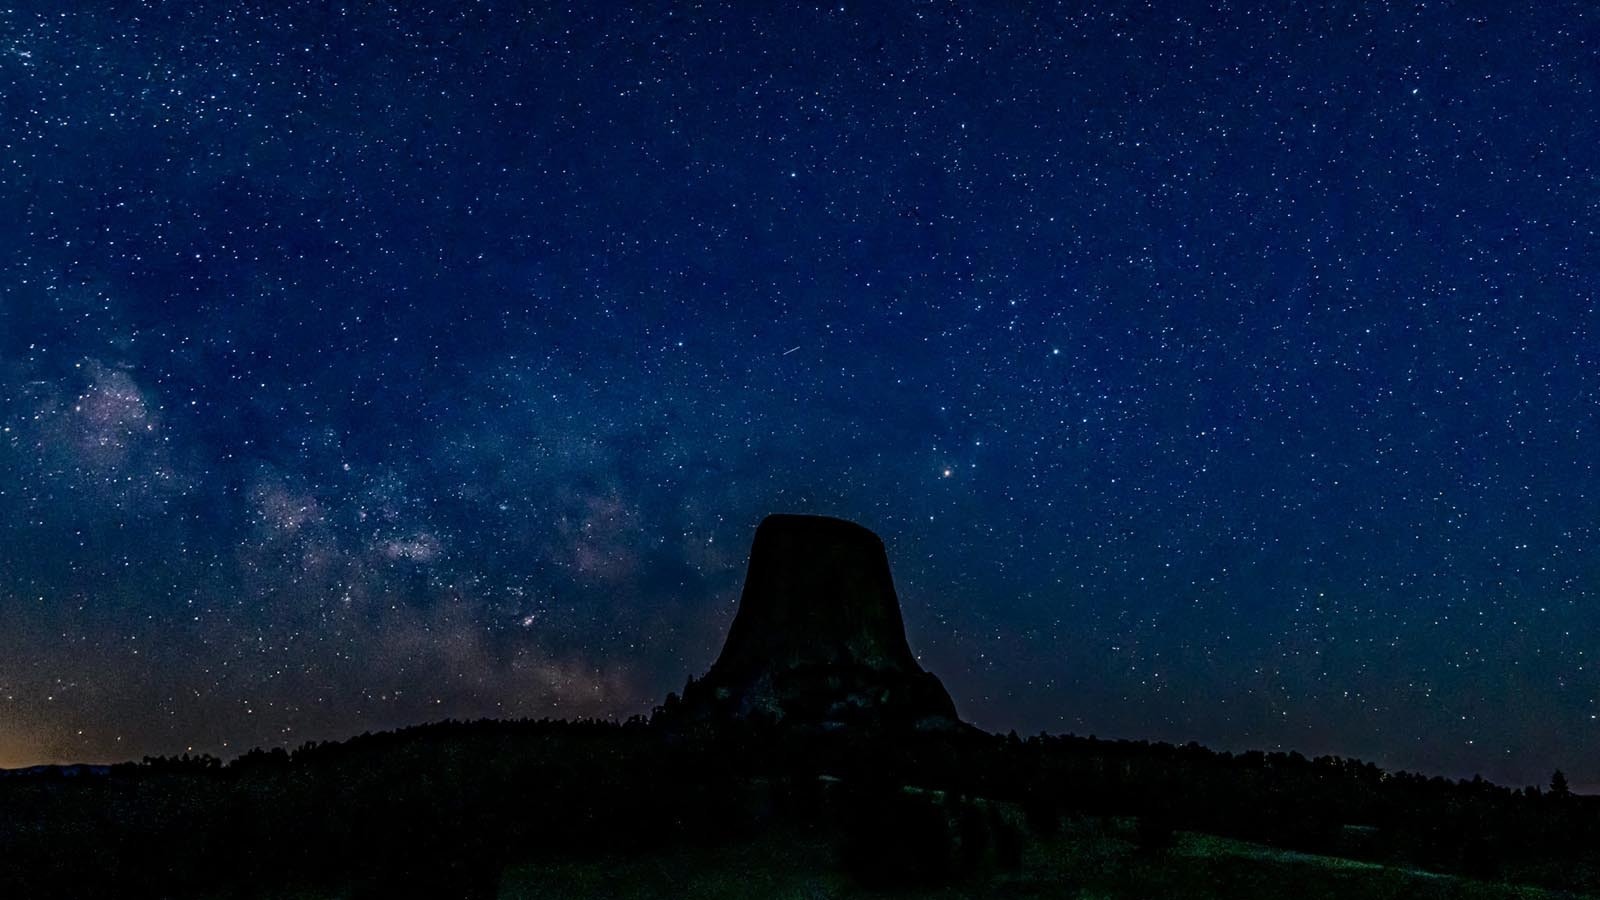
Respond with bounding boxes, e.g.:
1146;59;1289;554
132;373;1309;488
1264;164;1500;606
671;514;960;730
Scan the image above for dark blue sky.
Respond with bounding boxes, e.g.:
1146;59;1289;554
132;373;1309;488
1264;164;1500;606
1;1;1596;787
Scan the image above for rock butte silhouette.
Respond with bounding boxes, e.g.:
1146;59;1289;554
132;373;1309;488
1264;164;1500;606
673;513;961;730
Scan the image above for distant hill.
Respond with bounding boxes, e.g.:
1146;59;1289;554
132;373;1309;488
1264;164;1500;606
0;764;111;778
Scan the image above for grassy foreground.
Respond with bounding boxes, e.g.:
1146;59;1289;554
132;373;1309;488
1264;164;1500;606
493;817;1583;900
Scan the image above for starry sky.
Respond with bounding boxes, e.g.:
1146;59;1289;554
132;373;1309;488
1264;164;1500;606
1;2;1596;787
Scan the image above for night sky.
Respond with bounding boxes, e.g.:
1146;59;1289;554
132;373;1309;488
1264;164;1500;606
1;2;1596;788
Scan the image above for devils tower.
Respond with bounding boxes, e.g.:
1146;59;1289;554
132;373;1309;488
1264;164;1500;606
672;514;960;730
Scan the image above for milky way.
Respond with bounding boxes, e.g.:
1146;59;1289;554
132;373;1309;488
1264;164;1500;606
1;3;1596;787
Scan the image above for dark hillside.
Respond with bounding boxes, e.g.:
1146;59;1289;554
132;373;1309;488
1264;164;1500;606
3;719;1598;898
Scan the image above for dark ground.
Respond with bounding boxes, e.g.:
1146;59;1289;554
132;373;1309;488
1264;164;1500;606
3;718;1597;899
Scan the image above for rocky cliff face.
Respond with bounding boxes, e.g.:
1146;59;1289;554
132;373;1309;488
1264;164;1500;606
672;514;959;730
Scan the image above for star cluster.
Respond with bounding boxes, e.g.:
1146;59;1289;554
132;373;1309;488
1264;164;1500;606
1;2;1596;787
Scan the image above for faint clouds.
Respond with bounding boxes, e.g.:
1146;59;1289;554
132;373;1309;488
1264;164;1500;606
65;363;154;468
377;532;444;564
371;603;635;717
555;490;642;582
10;359;194;504
252;478;324;534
